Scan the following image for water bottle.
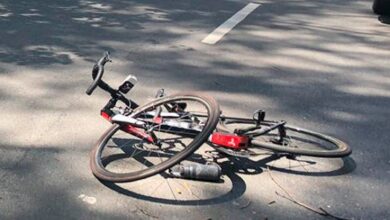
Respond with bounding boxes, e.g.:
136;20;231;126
169;162;222;182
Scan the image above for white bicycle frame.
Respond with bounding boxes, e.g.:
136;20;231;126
110;111;202;132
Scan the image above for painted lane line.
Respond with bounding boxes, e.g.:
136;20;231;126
201;3;260;45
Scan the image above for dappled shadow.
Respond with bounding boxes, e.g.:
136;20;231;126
100;169;246;206
265;156;356;177
1;0;390;219
0;0;245;66
98;148;355;206
0;144;121;219
97;151;247;206
1;0;389;126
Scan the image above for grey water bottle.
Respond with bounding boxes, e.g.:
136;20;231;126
169;162;222;182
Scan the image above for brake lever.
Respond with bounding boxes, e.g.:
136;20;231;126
103;51;112;63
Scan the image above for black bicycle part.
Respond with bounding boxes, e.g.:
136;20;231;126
86;51;111;95
86;52;139;112
118;81;133;94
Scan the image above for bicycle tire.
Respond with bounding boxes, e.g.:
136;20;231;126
90;92;220;182
217;119;351;158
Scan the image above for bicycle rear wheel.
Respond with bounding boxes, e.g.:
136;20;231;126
90;92;220;182
216;119;351;158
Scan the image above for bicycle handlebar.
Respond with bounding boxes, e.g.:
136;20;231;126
85;51;112;95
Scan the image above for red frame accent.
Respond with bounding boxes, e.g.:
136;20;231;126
101;111;112;121
153;116;163;124
211;132;249;149
120;124;155;143
101;110;155;144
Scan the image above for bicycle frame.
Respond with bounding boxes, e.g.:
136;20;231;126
87;52;287;151
102;108;287;150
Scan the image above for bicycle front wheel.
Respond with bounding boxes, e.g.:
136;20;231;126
90;92;220;182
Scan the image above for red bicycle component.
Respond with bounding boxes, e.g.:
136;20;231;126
153;116;163;124
101;111;112;121
101;110;155;143
121;124;155;143
211;132;249;149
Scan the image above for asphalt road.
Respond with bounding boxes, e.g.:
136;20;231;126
1;0;389;219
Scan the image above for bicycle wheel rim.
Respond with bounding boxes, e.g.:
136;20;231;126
219;120;351;158
90;93;220;182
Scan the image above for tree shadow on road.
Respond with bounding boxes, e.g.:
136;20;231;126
98;149;355;206
0;0;389;218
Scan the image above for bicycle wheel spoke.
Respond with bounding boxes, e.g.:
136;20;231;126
91;94;220;182
165;177;178;201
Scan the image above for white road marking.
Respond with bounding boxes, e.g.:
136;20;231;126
201;3;260;45
78;194;97;205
